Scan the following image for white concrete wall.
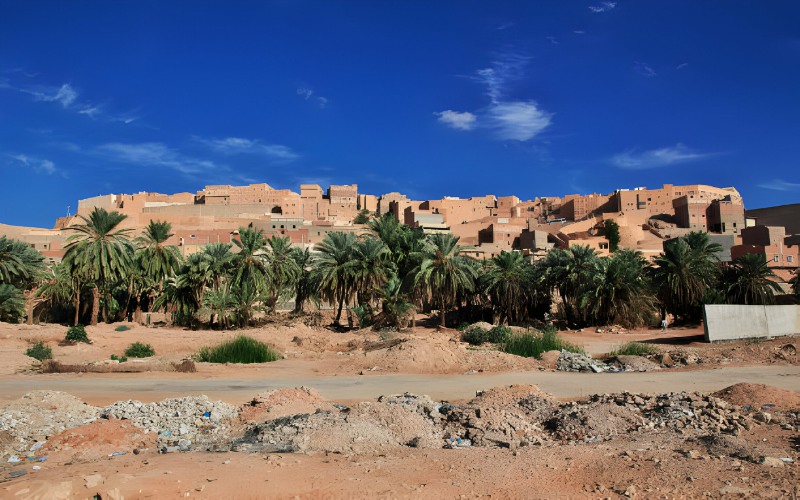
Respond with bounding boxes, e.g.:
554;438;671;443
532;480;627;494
703;304;800;342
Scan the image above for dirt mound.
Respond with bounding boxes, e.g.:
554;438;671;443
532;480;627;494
610;355;662;372
240;387;335;423
443;385;556;448
545;401;642;442
0;391;99;458
711;383;800;412
41;418;156;463
237;401;442;454
347;336;538;374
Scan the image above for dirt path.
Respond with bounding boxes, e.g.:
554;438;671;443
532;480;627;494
1;364;797;405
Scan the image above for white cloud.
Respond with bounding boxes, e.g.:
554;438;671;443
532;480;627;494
546;36;559;45
36;83;78;107
434;110;477;131
574;30;586;34
8;153;57;175
297;86;328;109
634;61;657;78
676;62;689;70
611;144;712;170
485;101;552;141
758;179;800;191
197;137;299;161
94;143;219;175
589;2;617;13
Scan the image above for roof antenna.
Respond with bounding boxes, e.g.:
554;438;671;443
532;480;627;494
67;205;71;217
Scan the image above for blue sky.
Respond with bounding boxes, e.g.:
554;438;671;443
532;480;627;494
1;1;799;227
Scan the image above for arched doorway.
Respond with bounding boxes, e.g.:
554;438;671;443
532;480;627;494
271;206;283;215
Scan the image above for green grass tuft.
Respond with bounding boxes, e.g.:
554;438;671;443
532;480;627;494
114;325;131;332
608;342;659;357
65;325;90;343
110;353;128;362
124;341;155;358
502;327;584;358
196;335;279;364
25;341;52;361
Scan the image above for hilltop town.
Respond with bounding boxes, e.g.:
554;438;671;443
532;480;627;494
2;181;798;287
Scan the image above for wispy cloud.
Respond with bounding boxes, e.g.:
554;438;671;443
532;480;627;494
589;1;616;13
611;144;713;170
496;22;514;30
676;62;689;70
2;73;140;124
634;61;657;78
296;86;328;109
434;110;477;131
574;30;586;35
546;36;559;45
197;137;299;161
7;153;57;175
94;143;220;175
758;179;800;191
436;53;553;141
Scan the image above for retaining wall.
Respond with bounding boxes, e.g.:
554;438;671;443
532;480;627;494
703;304;800;342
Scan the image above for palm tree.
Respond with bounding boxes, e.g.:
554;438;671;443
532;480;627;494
790;270;799;297
538;245;599;326
291;247;319;313
0;236;46;287
263;236;301;313
231;227;269;291
36;261;85;325
480;251;534;325
651;237;718;322
202;243;236;293
583;249;658;327
63;207;134;325
0;284;25;323
350;237;394;306
413;233;477;327
314;231;358;326
374;276;415;330
721;253;782;305
136;220;182;290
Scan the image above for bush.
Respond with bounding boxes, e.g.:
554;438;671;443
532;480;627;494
114;325;131;332
124;341;155;358
25;341;52;361
196;335;279;364
502;327;584;358
110;354;128;362
65;325;90;344
609;342;658;357
462;325;512;345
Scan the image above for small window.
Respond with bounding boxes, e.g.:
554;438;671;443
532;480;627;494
788;255;793;263
190;234;196;238
774;255;779;262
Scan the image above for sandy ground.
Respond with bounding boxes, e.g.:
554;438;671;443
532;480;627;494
0;317;798;498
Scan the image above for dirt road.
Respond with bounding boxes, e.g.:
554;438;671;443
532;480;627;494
1;364;797;405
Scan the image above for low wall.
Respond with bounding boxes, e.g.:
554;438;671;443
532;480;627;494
703;304;800;342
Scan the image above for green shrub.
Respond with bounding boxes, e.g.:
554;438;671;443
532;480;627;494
502;327;584;358
114;325;131;332
196;335;279;364
110;353;128;362
124;341;155;358
456;322;471;332
65;325;89;344
463;325;513;345
461;326;489;345
609;342;658;357
25;341;52;361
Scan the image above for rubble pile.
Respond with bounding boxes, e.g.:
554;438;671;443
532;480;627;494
101;396;238;451
441;386;556;448
235;400;442;454
556;351;610;372
0;391;100;457
544;400;643;442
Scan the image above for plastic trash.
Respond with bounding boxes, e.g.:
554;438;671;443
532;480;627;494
780;458;794;463
203;411;211;418
109;451;126;457
743;405;751;411
7;455;20;463
30;442;45;452
160;446;180;454
8;470;27;478
761;404;776;410
36;456;48;462
161;430;172;436
32;465;41;471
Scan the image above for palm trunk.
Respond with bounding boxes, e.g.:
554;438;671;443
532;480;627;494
120;277;134;321
74;293;81;326
90;287;100;326
335;297;344;325
440;298;447;327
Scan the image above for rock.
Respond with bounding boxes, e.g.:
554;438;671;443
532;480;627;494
760;457;785;468
84;474;104;488
753;412;771;424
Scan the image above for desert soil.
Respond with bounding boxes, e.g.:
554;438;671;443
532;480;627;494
0;317;797;498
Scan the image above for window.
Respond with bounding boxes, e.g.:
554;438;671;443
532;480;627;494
788;255;793;263
774;255;779;262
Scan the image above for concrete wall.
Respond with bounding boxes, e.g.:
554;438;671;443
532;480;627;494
703;304;800;342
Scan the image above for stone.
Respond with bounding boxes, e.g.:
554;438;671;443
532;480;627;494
84;474;104;489
760;457;785;468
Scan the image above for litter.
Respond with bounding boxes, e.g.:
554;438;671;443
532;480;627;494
36;456;48;462
8;470;27;479
780;458;794;463
203;411;211;418
32;466;41;471
7;455;20;464
109;451;126;457
30;442;45;452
